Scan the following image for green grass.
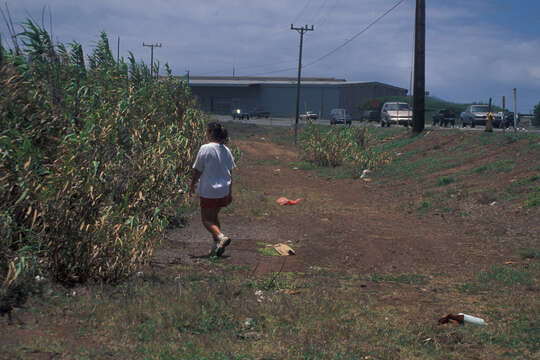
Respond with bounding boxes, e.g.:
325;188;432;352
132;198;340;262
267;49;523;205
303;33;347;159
478;266;533;286
525;186;540;207
436;176;455;186
3;262;539;359
520;249;540;259
257;246;280;256
357;273;429;286
470;159;515;174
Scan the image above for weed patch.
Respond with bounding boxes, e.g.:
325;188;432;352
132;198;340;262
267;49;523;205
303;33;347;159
478;266;533;286
358;273;429;286
436;176;455;186
525;186;540;207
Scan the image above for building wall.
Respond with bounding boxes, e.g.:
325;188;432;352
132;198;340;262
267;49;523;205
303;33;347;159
191;86;260;115
259;84;340;118
339;83;408;120
190;82;406;119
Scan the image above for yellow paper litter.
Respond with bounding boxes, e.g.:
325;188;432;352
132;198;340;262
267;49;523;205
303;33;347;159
273;243;296;256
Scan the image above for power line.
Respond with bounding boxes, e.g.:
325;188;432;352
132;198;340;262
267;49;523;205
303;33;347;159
245;0;406;77
312;0;331;24
200;0;405;78
316;0;340;28
291;0;315;24
303;0;406;69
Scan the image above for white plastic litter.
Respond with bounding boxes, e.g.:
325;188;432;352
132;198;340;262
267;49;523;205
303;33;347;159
360;169;371;179
458;313;487;326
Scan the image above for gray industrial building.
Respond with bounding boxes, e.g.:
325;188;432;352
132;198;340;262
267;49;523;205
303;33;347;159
185;76;407;120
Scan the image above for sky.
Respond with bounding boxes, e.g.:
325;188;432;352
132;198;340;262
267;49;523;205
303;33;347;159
2;0;539;113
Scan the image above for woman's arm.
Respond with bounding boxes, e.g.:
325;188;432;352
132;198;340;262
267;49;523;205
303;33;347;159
189;168;201;196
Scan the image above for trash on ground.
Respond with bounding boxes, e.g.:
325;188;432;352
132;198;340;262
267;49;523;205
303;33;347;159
274;243;295;256
293;167;299;170
237;331;263;340
438;313;464;325
458;313;487;326
360;169;371;179
281;289;300;295
244;317;255;328
276;197;301;205
254;289;264;303
489;201;497;206
438;313;487;326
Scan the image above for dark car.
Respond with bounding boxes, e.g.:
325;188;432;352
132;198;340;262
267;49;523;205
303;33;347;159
502;111;519;128
249;107;271;118
460;104;505;128
232;108;250;120
362;110;380;123
432;109;456;127
330;108;351;125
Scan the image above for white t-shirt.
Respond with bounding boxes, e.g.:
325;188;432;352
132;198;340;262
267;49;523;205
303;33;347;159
192;142;236;198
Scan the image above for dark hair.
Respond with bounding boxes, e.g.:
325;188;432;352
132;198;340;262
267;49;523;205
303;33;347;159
207;122;228;144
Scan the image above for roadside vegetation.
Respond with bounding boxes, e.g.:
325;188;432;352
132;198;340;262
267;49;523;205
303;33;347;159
298;124;391;173
1;121;538;359
0;19;206;287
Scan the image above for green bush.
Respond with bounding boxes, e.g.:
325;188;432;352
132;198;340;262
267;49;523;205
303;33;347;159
298;125;391;173
0;20;206;284
533;101;540;127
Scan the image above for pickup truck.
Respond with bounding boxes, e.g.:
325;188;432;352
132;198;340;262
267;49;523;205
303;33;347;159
380;102;412;127
460;105;504;128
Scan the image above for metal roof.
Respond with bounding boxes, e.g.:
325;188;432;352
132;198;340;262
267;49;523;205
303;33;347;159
180;76;406;91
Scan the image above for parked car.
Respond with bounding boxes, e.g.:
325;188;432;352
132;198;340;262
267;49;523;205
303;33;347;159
432;109;457;127
460;104;504;128
300;111;319;122
380;102;412;127
362;110;380;123
232;108;250;120
501;111;519;128
330;108;351;125
249;107;271;118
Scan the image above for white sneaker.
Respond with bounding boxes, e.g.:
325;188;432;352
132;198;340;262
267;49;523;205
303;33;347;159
208;241;219;257
216;236;231;257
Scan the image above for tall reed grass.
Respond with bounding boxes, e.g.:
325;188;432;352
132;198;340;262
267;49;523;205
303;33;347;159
0;19;206;284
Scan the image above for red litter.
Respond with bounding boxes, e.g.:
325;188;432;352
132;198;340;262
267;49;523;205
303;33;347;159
276;197;302;205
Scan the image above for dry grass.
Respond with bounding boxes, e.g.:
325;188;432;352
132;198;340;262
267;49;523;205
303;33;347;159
2;261;538;359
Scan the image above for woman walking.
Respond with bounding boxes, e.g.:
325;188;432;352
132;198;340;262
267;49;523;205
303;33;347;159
189;122;235;257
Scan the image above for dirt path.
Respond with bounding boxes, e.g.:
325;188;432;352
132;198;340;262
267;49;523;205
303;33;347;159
154;138;532;278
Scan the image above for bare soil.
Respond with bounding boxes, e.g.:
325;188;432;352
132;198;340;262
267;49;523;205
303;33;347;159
155;130;539;279
1;127;538;359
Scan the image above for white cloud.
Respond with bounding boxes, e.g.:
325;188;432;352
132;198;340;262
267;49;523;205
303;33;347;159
2;0;538;111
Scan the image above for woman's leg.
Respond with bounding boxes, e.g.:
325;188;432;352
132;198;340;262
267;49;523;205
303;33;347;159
201;206;222;239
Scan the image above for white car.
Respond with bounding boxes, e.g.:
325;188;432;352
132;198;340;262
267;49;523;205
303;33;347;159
380;102;412;127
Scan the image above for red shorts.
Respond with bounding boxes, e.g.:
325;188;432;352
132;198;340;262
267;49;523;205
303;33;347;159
200;195;232;209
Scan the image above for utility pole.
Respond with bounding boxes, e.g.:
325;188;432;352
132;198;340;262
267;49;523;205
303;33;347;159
513;88;517;132
117;36;120;69
291;24;314;144
412;0;425;134
143;42;162;79
186;69;190;84
502;95;506;133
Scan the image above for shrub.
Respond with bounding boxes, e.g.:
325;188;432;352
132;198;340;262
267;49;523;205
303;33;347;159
298;125;391;174
0;19;205;284
533;101;540;127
